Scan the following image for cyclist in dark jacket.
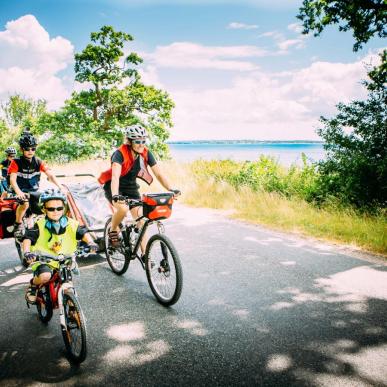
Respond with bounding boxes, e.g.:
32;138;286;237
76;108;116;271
0;146;16;194
8;131;65;236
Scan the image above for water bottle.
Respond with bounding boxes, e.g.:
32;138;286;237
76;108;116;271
129;227;139;250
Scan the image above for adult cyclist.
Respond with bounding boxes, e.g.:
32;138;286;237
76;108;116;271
8;131;65;237
98;124;180;256
0;146;16;194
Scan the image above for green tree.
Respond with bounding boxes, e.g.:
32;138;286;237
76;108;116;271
316;55;387;208
38;25;174;161
297;0;387;51
1;94;46;129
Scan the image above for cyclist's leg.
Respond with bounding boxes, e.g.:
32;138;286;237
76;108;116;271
129;206;147;255
26;264;52;303
111;202;128;231
15;200;29;223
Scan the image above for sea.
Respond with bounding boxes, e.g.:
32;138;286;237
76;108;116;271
167;142;325;167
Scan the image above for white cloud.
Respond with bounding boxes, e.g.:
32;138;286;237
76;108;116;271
259;27;307;53
165;54;374;140
287;22;303;34
227;22;258;30
141;42;268;71
0;15;74;109
277;38;305;50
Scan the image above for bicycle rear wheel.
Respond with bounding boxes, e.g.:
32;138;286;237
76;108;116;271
145;234;183;306
36;286;53;323
62;292;87;363
104;217;130;275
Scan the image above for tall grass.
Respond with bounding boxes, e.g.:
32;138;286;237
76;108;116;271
163;159;386;256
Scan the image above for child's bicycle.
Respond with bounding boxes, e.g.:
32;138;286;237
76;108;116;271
27;249;88;363
104;192;183;306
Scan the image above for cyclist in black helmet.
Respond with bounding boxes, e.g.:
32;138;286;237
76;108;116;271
0;146;16;194
8;131;65;237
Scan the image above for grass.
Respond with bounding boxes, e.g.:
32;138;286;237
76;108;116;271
52;159;387;256
164;161;387;256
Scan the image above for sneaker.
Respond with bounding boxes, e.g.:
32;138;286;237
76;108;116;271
25;285;37;304
108;230;120;248
14;223;25;240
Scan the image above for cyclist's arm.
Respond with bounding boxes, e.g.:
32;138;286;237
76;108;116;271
150;164;173;191
9;173;25;197
8;160;24;196
111;162;122;197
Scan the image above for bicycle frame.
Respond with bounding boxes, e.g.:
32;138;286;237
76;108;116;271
35;257;77;330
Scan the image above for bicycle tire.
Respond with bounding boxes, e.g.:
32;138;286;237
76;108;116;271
103;217;130;275
15;240;28;268
145;234;183;306
36;286;53;323
61;291;87;363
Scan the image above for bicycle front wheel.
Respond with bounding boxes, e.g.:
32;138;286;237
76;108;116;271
104;217;130;275
145;234;183;306
62;291;87;363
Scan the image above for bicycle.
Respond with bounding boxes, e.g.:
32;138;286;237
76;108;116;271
104;192;183;306
27;249;88;363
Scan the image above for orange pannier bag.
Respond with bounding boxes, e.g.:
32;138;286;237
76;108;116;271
142;193;174;220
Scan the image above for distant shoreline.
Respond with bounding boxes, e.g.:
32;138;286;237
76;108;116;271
167;140;324;145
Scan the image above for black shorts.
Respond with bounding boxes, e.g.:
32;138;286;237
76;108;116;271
34;264;53;277
24;190;43;215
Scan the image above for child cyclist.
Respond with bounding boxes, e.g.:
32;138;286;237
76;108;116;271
8;131;65;237
22;189;98;304
98;124;180;258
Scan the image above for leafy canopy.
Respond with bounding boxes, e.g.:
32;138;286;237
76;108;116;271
316;52;387;208
297;0;387;51
35;25;174;162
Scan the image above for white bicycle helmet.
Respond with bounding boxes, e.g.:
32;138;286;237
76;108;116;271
5;147;16;156
124;124;148;139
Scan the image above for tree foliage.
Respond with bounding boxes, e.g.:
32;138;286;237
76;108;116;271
316;54;387;208
32;25;174;162
297;0;387;51
0;94;46;129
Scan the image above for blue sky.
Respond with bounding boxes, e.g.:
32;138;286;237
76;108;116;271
0;0;384;140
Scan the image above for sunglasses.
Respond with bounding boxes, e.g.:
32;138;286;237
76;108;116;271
23;147;36;151
45;206;64;212
132;139;146;145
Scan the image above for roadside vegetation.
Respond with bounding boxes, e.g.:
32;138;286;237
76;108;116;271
165;159;386;256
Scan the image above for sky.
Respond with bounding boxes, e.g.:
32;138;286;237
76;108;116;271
0;0;384;141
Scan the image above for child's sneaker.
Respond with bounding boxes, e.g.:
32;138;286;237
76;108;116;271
25;284;37;304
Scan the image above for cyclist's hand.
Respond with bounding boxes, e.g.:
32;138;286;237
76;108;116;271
170;189;181;198
24;252;37;265
112;194;125;203
16;192;28;201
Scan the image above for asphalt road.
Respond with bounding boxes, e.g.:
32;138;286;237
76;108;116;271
0;204;386;387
